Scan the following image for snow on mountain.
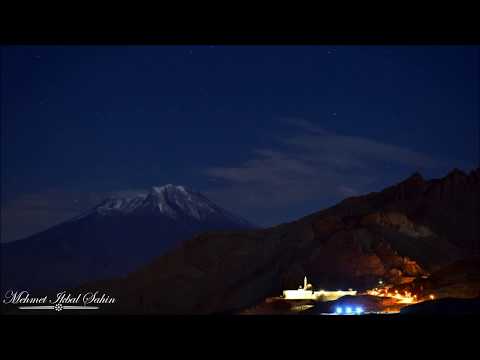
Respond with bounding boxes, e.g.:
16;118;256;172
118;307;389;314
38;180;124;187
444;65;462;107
92;184;252;225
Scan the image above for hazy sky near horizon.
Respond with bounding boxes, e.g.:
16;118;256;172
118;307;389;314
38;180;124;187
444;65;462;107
2;45;479;242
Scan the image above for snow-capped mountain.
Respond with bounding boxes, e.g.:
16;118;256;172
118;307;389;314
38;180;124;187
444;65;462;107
91;184;251;225
1;185;254;292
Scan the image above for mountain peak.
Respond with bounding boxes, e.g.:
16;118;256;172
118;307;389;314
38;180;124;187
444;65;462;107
407;171;424;182
91;184;252;226
447;168;466;178
151;184;188;194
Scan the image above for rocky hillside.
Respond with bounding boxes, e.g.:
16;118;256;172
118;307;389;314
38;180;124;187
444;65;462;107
406;256;480;299
79;168;479;314
310;168;480;255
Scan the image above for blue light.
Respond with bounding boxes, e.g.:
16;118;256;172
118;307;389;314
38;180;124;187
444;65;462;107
346;307;352;314
355;306;363;314
335;306;343;314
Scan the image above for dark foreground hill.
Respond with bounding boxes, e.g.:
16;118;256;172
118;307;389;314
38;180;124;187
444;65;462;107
400;297;480;315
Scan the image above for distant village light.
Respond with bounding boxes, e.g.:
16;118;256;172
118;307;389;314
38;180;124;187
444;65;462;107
366;286;418;304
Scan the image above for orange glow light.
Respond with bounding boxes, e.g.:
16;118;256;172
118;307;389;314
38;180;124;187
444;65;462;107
366;286;420;305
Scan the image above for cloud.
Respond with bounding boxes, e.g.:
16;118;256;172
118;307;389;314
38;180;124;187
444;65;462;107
337;185;359;197
280;117;330;134
204;118;438;226
283;131;437;170
0;188;148;243
1;190;101;242
0;185;163;242
207;149;318;185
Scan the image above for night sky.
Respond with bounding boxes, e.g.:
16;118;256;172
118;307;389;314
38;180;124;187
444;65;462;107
1;45;479;242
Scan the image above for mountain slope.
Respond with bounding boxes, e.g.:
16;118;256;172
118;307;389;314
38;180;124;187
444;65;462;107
1;185;254;292
79;168;479;314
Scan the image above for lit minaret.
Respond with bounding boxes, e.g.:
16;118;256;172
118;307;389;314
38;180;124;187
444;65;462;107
304;276;307;290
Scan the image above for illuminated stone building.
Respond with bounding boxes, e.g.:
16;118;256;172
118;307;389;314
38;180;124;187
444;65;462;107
282;276;357;301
